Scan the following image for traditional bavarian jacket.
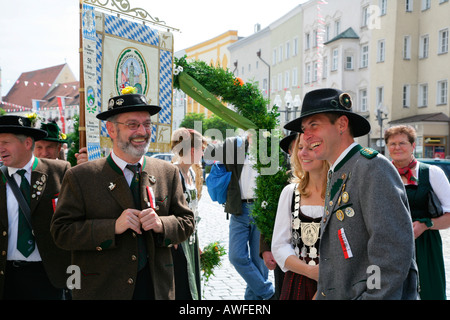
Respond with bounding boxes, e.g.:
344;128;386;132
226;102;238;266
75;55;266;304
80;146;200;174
316;143;418;300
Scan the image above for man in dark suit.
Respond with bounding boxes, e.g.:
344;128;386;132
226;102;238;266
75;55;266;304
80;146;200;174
0;115;71;299
51;91;194;300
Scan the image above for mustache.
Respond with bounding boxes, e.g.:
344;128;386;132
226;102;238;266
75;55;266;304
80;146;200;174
129;133;150;140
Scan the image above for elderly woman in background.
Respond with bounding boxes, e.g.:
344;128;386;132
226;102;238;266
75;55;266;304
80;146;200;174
171;128;207;300
385;125;450;300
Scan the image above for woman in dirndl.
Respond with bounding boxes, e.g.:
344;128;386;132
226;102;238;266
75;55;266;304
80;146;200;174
272;133;329;300
171;128;207;300
385;125;450;300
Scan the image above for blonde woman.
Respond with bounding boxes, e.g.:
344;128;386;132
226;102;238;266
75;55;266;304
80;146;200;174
171;128;206;300
272;133;329;299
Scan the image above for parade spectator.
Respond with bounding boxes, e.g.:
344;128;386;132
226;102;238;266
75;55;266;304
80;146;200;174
385;125;450;300
284;88;418;299
0;115;71;299
272;133;328;299
51;90;194;300
34;122;68;160
170;127;206;300
204;134;275;300
259;132;297;299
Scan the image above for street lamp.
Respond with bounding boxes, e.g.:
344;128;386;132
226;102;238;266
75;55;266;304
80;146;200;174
376;103;389;154
276;91;300;133
256;49;271;103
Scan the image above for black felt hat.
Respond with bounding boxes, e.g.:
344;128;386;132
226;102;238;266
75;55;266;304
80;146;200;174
284;88;370;137
0;115;47;140
280;132;298;154
96;93;161;121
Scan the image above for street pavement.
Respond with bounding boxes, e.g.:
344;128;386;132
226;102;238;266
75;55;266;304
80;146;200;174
197;185;450;300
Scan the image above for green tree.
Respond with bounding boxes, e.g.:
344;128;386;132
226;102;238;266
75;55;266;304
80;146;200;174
204;114;237;140
179;112;206;133
66;114;79;167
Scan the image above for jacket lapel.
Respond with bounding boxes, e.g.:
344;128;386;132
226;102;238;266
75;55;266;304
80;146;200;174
0;175;8;232
30;158;48;215
104;156;135;211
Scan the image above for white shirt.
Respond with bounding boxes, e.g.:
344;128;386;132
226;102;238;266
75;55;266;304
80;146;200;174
110;150;144;186
239;154;258;200
6;155;42;261
416;162;450;213
329;142;358;172
271;183;324;272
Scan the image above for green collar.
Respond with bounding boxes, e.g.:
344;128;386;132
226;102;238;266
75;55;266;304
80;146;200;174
333;144;362;173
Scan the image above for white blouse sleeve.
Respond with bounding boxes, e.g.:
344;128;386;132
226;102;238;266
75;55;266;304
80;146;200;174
429;165;450;213
271;183;296;273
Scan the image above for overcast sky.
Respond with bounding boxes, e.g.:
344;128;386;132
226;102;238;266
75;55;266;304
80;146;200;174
0;0;306;96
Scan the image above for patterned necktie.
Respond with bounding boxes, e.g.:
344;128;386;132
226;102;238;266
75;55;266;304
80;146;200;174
16;169;35;257
126;164;147;270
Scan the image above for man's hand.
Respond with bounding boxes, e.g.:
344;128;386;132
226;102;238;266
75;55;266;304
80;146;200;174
75;147;88;165
139;208;163;233
262;251;277;270
115;209;141;234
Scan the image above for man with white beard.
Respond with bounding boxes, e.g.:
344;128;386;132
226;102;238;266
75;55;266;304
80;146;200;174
51;89;194;300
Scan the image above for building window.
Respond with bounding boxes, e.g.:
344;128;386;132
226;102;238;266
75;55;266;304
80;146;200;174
437;80;448;105
272;48;277;65
345;56;354;70
406;0;413;11
332;49;339;71
420;35;429;58
286;41;290;60
376;86;384;108
422;0;431;10
305;64;311;83
402;84;411;108
292;68;298;87
335;20;341;36
403;36;411;59
313;62;318;82
278;45;283;63
293;37;299;56
325;24;330;41
362;6;370;27
305;33;310;50
418;83;428;107
313;30;318;48
323;56;328;79
377;39;386;62
278;73;283;91
285;71;290;89
359;89;368;112
360;44;369;68
380;0;387;15
438;28;449;54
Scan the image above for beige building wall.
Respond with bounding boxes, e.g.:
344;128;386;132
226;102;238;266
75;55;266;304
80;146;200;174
184;30;239;118
371;0;450;156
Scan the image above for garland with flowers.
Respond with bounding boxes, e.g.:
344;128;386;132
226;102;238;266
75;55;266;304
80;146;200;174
174;56;290;243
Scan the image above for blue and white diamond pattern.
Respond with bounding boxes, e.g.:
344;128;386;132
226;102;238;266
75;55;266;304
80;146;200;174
88;142;102;160
105;15;159;46
159;50;172;125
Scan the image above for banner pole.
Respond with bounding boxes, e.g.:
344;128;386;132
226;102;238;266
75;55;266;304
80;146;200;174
78;0;86;149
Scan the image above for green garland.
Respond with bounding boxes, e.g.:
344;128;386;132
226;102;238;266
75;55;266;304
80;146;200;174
174;56;289;242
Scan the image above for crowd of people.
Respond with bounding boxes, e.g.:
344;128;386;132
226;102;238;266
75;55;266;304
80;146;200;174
0;86;449;300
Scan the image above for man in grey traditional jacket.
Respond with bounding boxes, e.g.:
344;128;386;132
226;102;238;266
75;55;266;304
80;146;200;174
284;88;418;300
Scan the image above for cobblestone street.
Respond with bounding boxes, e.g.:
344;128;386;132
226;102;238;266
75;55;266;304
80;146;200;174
197;185;450;300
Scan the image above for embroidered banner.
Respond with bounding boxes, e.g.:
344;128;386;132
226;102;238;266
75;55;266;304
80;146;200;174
81;4;174;157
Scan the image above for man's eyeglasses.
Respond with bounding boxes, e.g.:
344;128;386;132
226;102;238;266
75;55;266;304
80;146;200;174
114;121;152;131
